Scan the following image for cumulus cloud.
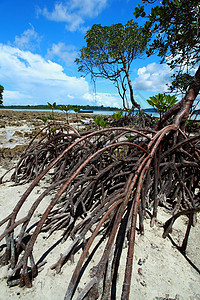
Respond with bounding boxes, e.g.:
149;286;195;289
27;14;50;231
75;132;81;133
83;92;121;108
37;0;108;32
4;90;31;100
133;62;172;93
0;44;89;105
47;42;78;66
0;44;120;107
13;24;42;51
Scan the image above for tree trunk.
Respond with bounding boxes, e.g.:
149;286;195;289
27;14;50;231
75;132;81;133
120;53;141;110
156;65;200;130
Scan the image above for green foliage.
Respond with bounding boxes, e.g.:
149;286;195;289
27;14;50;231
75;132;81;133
185;119;193;133
112;111;123;121
59;105;65;112
59;104;73;123
134;0;199;99
42;117;48;124
127;108;134;116
76;21;147;74
75;21;150;109
134;0;200;70
99;118;107;129
93;116;107;128
135;109;144;117
0;84;4;105
126;134;134;141
2;104;119;111
168;72;193;94
147;93;178;119
73;107;80;124
47;102;56;118
59;104;73;113
48;102;56;110
48;115;54;120
41;115;54;124
73;107;80;113
186;119;192;126
153;117;159;123
134;4;145;18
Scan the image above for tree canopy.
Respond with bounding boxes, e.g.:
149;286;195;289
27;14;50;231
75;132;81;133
168;73;194;95
134;0;200;70
75;21;150;110
134;0;200;128
76;0;199;110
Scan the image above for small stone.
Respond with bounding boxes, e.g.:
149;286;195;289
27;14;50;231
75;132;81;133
138;268;143;275
138;258;143;265
140;280;146;287
151;242;158;249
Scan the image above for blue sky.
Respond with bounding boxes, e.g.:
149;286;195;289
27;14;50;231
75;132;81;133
0;0;175;108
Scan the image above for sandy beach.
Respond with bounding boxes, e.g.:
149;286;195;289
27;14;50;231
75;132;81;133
0;110;200;299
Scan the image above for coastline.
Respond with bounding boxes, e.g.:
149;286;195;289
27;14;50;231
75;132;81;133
0;109;93;163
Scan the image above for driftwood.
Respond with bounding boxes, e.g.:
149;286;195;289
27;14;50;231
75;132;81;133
0;117;199;299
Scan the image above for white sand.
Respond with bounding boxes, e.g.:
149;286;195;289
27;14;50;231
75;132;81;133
0;165;200;300
0;119;200;300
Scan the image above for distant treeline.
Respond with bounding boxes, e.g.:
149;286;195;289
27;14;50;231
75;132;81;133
1;105;197;115
0;104;120;111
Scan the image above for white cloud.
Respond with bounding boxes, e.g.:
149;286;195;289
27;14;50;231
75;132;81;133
133;62;172;93
83;92;121;108
0;44;90;105
13;25;42;51
38;0;108;32
67;94;75;99
4;90;31;100
0;44;120;108
47;42;78;66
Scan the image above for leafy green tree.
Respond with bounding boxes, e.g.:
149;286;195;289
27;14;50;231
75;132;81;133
99;118;107;129
0;85;4;105
73;107;80;125
135;109;144;118
75;21;150;110
47;102;56;119
112;111;123;121
147;93;177;120
168;73;193;95
59;104;73;124
127;108;134;116
134;0;200;70
93;116;107;129
73;107;80;114
134;0;200;129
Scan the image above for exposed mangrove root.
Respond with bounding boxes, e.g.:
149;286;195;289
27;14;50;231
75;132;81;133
0;122;199;299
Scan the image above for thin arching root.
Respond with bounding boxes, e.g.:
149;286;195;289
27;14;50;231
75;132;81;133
0;124;199;298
